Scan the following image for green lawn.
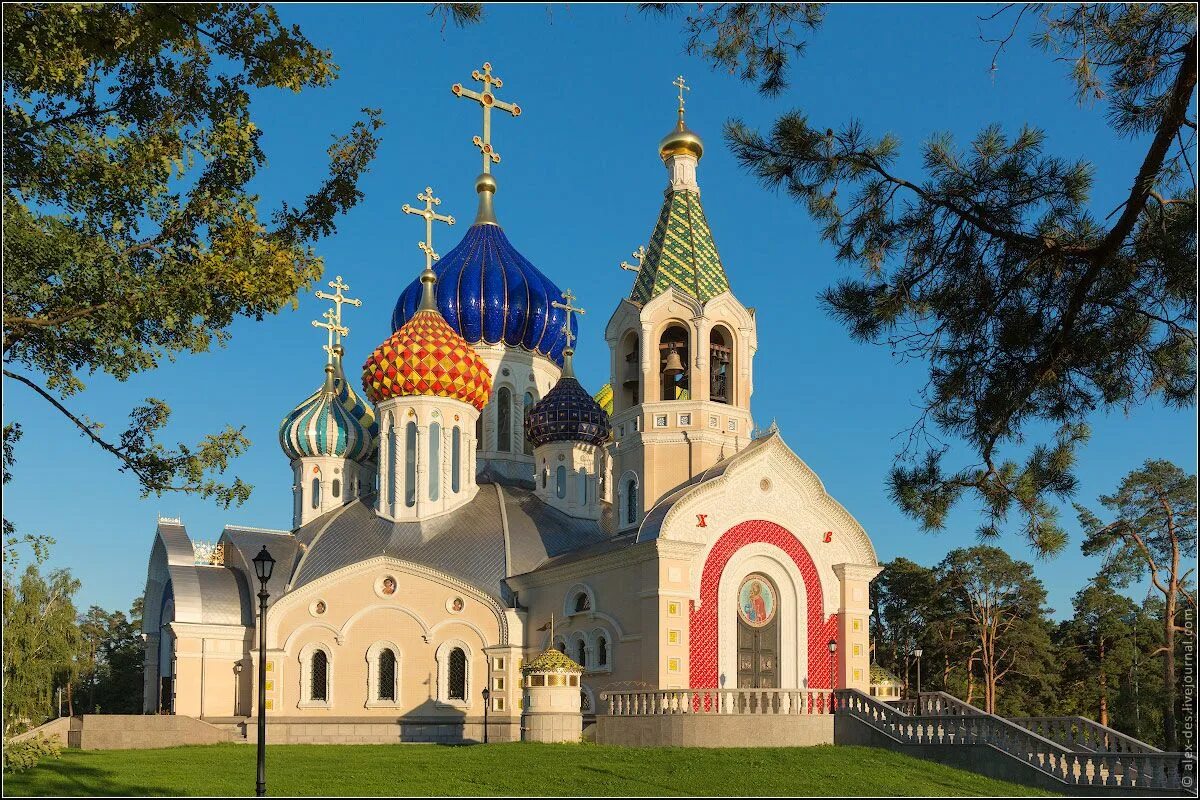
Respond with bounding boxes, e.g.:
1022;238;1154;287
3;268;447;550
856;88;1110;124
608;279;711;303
4;742;1054;797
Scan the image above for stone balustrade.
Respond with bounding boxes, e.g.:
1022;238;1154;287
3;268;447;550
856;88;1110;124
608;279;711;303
836;689;1189;792
602;688;836;716
1011;715;1163;755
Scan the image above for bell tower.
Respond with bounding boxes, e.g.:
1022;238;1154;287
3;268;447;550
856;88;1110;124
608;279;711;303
605;76;757;532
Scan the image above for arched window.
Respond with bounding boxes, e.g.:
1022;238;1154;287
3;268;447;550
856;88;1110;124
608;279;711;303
576;468;587;505
404;421;417;507
451;427;462;494
387;423;397;507
580;688;593;713
378;648;396;701
523;391;536;455
574;593;591;613
597;636;608;667
625;477;638;525
310;650;328;701
475;414;482;451
710;326;733;404
576;639;587;669
331;478;341;499
619;331;640;412
556;465;566;499
311;477;321;509
541;466;548;490
428;422;441;501
448;648;467;700
556;641;567;654
659;324;690;401
497;387;512;452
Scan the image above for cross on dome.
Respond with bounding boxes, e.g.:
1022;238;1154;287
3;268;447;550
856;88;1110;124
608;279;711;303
314;275;361;353
451;61;522;174
551;288;585;352
620;245;647;273
673;74;690;119
312;308;348;366
402;187;456;268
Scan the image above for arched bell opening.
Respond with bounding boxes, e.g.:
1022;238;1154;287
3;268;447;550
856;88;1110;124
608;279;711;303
709;325;733;405
618;330;640;412
659;324;690;401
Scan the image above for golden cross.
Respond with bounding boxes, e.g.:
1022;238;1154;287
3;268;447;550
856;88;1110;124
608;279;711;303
673;75;690;118
312;308;348;363
620;245;647;273
402;186;455;270
314;275;361;349
451;61;522;174
551;288;585;351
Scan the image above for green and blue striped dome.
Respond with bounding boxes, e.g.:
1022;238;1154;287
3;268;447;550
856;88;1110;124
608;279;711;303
280;361;378;463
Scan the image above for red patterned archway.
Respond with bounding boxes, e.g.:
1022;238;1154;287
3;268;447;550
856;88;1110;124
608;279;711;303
689;519;838;689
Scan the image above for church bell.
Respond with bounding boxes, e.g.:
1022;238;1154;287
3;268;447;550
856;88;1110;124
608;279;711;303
662;345;684;377
622;354;640;388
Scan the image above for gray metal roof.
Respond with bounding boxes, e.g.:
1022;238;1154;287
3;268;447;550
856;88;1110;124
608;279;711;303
284;481;612;604
191;566;254;626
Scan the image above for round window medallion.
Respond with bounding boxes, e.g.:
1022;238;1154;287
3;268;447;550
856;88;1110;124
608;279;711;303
759;478;772;492
502;367;511;377
378;575;398;597
737;574;777;628
447;596;465;614
310;600;327;617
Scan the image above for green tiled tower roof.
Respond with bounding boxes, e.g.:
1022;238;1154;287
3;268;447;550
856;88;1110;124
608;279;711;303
630;188;730;304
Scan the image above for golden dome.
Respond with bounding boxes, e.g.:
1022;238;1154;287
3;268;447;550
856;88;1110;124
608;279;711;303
659;119;704;161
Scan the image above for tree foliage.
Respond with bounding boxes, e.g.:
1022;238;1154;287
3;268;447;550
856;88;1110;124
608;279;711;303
77;597;144;715
1078;458;1196;749
710;3;1196;555
2;3;388;507
639;3;826;95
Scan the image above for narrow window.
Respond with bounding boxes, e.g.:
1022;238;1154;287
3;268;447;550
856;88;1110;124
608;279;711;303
387;424;397;506
451;427;462;494
523;391;535;455
404;421;417;507
574;593;591;613
311;650;328;701
311;478;320;509
581;690;592;712
577;469;587;505
378;649;396;702
331;479;341;499
626;479;637;524
448;648;467;700
541;467;548;489
475;414;482;451
576;640;587;668
497;388;512;452
556;466;566;499
597;637;608;666
428;422;441;501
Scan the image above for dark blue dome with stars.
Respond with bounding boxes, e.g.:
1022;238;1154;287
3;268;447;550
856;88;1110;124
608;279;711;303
525;375;611;448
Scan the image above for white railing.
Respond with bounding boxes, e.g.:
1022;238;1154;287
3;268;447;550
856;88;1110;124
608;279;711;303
837;689;1189;792
601;688;836;716
1011;716;1163;755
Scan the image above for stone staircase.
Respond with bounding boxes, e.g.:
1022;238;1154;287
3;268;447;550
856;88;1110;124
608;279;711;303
835;689;1193;796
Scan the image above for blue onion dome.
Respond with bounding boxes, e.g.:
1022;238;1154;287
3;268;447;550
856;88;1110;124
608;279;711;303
525;352;611;448
391;223;577;367
280;355;377;463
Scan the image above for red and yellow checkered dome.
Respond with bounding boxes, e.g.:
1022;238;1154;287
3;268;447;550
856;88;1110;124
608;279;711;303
361;309;492;411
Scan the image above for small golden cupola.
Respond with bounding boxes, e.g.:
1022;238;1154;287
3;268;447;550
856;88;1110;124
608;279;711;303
658;75;704;161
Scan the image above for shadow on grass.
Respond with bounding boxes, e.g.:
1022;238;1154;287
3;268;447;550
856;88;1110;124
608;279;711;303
6;757;164;797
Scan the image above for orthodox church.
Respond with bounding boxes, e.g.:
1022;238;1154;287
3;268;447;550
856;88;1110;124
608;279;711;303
141;64;881;741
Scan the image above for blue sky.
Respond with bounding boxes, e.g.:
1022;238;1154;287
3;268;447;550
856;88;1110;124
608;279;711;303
5;4;1195;619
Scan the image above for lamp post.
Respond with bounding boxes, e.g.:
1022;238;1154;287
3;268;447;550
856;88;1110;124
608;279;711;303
828;638;838;710
912;648;924;697
252;546;275;798
481;687;491;744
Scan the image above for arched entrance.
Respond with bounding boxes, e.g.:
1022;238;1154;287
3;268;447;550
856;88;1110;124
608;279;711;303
735;573;780;688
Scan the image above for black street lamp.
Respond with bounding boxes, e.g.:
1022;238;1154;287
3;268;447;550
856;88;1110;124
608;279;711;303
252;546;275;798
828;638;838;708
481;687;491;743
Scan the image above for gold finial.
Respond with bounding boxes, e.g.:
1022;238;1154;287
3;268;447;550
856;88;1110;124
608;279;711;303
312;308;348;379
403;186;455;311
451;61;522;176
551;289;585;378
673;75;690;121
314;275;362;354
620;245;647;273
